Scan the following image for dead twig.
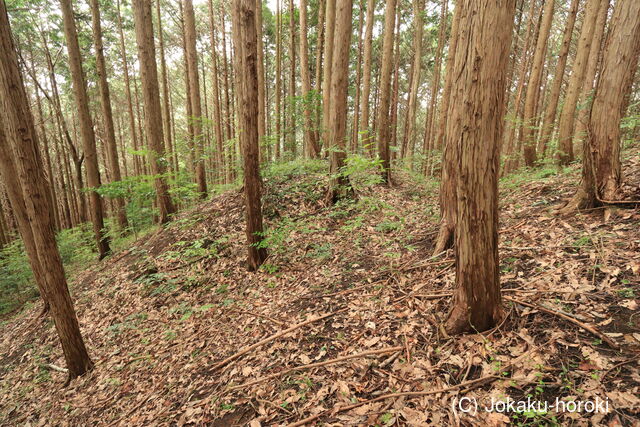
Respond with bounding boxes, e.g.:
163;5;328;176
210;309;346;371
505;296;619;349
228;346;403;391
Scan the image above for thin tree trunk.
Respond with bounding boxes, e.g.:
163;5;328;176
156;0;176;176
445;0;515;335
557;0;602;166
321;0;337;150
300;0;320;158
256;0;266;162
288;0;297;155
184;0;208;198
351;0;365;152
209;0;226;182
132;0;177;224
376;0;397;184
60;0;111;259
275;0;282;159
313;0;326;147
360;0;376;155
537;0;580;158
231;0;268;271
90;0;128;231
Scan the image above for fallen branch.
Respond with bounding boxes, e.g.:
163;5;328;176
43;363;68;373
228;346;403;391
504;296;619;349
210;309;346;371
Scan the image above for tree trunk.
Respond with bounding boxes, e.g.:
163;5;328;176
351;0;365;152
561;0;640;213
60;0;111;259
536;0;580;158
326;0;354;204
360;0;376;155
288;0;297;155
321;0;337;150
300;0;320;158
0;2;93;379
90;0;128;231
445;0;515;335
209;0;226;182
231;0;268;271
274;0;282;160
256;0;266;161
183;0;208;198
522;0;555;166
557;0;602;166
573;0;610;157
376;0;397;184
132;0;177;224
400;0;424;162
156;0;177;177
313;0;326;147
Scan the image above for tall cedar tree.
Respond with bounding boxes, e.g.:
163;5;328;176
0;1;93;379
232;0;268;271
562;0;640;214
376;0;396;184
59;0;111;259
132;0;177;224
445;0;515;334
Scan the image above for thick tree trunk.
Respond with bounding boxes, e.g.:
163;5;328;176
326;0;354;204
232;0;268;271
557;0;602;166
561;0;640;214
300;0;319;158
156;0;177;177
400;0;424;162
60;0;111;259
0;3;93;379
522;0;555;166
90;0;128;231
376;0;397;184
132;0;177;224
536;0;580;158
445;0;515;335
360;0;376;155
183;0;208;198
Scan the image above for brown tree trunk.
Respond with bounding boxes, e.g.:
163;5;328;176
536;0;580;158
209;0;226;182
360;0;376;155
400;0;424;162
573;0;610;157
321;0;337;150
0;2;93;379
60;0;111;259
561;0;640;214
351;0;365;152
326;0;354;204
445;0;515;335
288;0;297;155
557;0;602;166
300;0;320;158
132;0;177;224
390;8;401;157
376;0;397;184
183;0;208;198
522;0;555;166
274;0;282;159
90;0;128;231
232;0;268;271
256;0;266;161
156;0;176;176
313;0;326;147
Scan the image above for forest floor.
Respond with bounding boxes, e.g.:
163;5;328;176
1;151;639;426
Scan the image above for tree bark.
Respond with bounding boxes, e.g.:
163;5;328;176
60;0;111;259
288;0;297;155
132;0;177;224
313;0;326;147
445;0;515;335
557;0;602;166
522;0;555;166
0;2;93;379
208;0;226;182
561;0;640;213
300;0;320;158
321;0;337;150
360;0;376;155
231;0;268;271
351;0;365;152
256;0;266;161
326;0;354;204
90;0;128;231
156;0;177;177
536;0;580;158
376;0;397;184
275;0;282;159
